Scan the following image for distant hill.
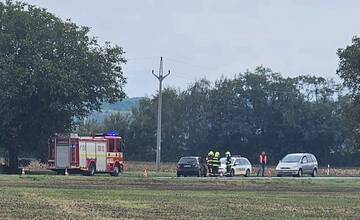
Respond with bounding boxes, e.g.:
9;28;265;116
88;97;142;121
101;97;142;112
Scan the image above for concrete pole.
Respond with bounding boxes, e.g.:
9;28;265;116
152;57;170;171
156;73;163;171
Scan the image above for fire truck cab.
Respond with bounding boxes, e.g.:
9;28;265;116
48;131;124;176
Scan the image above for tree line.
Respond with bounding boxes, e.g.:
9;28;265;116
80;66;360;166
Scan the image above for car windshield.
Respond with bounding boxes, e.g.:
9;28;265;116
179;157;197;164
281;155;302;163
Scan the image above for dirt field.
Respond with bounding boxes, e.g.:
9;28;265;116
1;174;360;219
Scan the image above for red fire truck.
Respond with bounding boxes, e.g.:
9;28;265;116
48;131;124;176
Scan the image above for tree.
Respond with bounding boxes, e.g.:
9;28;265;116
103;112;130;139
77;118;105;136
181;79;212;156
0;1;126;172
337;37;360;98
127;98;157;161
337;36;360;150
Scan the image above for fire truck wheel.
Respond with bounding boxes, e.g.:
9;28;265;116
111;164;121;177
88;163;96;176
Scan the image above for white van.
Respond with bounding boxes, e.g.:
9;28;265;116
276;153;318;177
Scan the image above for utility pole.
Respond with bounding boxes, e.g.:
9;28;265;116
152;57;170;171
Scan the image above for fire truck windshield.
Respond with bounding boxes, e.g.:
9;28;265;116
109;139;115;152
116;140;123;152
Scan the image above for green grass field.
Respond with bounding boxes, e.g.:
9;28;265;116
1;173;360;219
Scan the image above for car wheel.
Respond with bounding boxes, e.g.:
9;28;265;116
230;169;235;177
245;169;250;177
277;174;282;177
311;168;317;177
177;173;180;177
297;168;302;177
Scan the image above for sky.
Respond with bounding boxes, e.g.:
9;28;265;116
20;0;360;97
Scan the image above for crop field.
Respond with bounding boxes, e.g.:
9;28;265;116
1;173;360;219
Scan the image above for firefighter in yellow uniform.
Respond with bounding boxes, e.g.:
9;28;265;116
212;151;221;176
206;151;214;175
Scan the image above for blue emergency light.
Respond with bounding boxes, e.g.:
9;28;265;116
105;130;118;136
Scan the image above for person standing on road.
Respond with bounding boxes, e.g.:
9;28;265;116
257;151;268;177
212;152;221;175
206;151;214;175
225;151;232;176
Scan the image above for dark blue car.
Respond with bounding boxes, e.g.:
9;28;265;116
176;156;207;177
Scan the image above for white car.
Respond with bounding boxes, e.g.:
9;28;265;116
219;156;252;177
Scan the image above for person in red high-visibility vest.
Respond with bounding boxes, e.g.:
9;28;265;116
257;151;268;177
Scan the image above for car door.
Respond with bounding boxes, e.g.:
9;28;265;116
306;155;313;173
307;156;314;173
301;156;310;174
238;159;247;175
234;159;241;175
309;155;317;171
